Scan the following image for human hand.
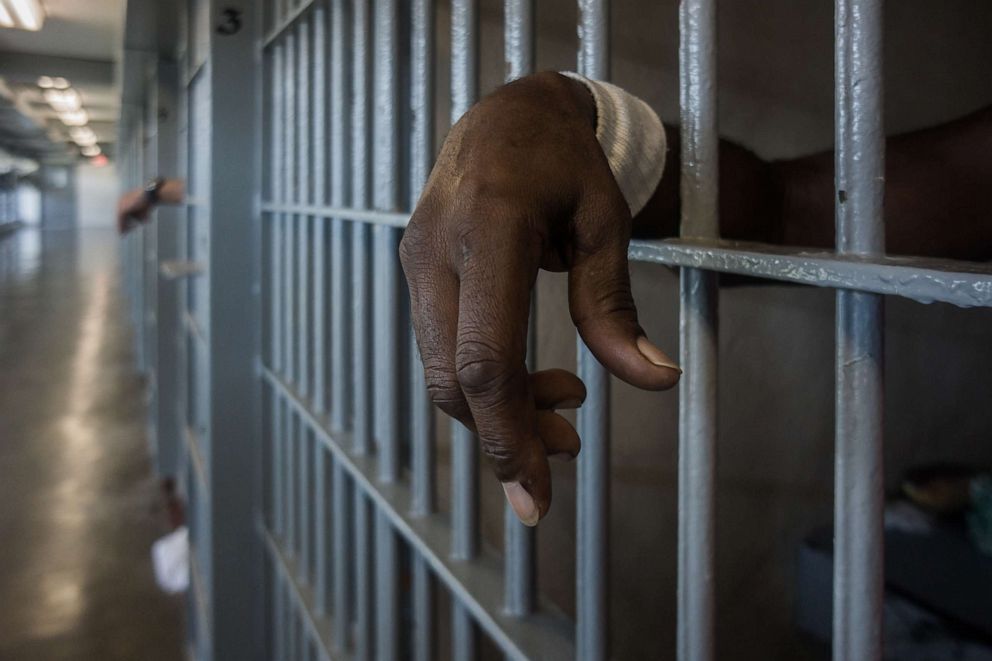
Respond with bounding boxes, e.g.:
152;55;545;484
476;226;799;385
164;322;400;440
400;72;681;526
117;188;151;234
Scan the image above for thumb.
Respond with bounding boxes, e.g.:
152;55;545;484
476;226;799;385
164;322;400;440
568;195;681;391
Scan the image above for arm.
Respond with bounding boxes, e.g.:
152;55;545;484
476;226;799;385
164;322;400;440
636;106;992;262
117;178;186;235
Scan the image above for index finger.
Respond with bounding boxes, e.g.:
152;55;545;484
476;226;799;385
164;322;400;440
452;220;549;526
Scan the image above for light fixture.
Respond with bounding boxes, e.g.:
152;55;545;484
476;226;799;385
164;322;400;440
81;144;101;157
43;88;81;113
0;3;14;28
37;75;53;89
3;0;44;31
52;77;69;89
59;109;88;126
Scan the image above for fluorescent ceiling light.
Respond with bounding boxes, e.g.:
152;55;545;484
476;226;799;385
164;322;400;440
60;109;88;126
81;145;101;157
5;0;44;31
43;88;82;113
37;75;53;88
70;127;97;147
0;3;14;27
52;77;69;89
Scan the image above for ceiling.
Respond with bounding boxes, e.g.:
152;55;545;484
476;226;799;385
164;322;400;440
0;0;124;165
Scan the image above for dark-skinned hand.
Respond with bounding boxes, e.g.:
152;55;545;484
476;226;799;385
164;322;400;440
400;72;681;526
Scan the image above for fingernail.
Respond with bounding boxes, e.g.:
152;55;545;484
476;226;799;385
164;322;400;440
636;336;682;373
502;481;540;527
556;398;582;409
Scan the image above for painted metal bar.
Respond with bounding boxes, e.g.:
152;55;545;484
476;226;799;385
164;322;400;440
833;1;885;660
284;31;297;388
314;442;327;614
373;0;401;484
351;0;373;457
354;493;374;660
452;602;477;661
450;0;480;568
263;367;576;660
298;426;311;581
576;1;610;658
271;44;284;376
263;203;409;228
351;5;374;656
332;458;351;649
627;240;992;309
375;510;399;661
373;0;401;657
329;0;351;432
274;395;285;536
503;0;537;618
677;1;719;660
409;0;436;522
296;19;312;401
311;6;328;415
410;0;436;656
286;410;297;558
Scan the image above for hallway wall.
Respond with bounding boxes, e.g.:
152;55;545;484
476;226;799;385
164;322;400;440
76;163;119;229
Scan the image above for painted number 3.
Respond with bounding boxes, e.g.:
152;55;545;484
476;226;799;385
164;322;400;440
216;8;242;35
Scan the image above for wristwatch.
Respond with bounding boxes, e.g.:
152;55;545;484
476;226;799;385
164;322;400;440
143;177;165;205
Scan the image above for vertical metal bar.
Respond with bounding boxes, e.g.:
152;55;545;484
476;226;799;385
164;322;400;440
451;602;476;661
352;5;374;657
677;2;719;661
411;557;432;661
576;1;610;658
298;427;311;581
297;19;311;401
373;0;400;657
354;493;373;660
410;0;436;656
375;511;398;661
503;0;536;618
311;4;329;621
450;0;480;567
272;43;284;376
312;6;328;416
373;0;401;484
274;395;285;536
332;459;351;649
284;31;297;388
330;0;352;432
286;410;297;557
410;0;436;523
351;0;373;457
833;1;885;660
314;443;328;614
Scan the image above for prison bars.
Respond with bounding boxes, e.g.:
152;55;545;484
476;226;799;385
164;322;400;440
252;1;992;661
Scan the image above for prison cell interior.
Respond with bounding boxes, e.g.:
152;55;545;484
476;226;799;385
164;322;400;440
117;0;992;659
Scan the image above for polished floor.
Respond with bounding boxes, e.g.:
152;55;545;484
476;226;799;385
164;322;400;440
0;228;184;660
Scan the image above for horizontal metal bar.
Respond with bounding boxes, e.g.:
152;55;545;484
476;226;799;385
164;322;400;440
261;203;408;228
262;368;574;661
630;239;992;308
262;0;316;49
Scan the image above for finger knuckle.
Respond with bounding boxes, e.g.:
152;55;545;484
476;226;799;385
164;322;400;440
455;337;514;397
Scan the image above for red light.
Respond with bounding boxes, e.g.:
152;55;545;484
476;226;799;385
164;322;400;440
90;154;108;167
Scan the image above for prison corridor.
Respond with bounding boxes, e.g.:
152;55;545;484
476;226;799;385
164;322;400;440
0;229;184;661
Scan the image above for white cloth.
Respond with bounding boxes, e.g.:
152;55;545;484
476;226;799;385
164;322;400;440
152;526;189;594
560;72;667;217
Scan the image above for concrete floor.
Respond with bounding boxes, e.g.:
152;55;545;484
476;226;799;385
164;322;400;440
0;228;185;660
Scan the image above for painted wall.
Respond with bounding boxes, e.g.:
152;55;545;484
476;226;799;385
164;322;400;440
76;163;120;229
426;1;992;658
